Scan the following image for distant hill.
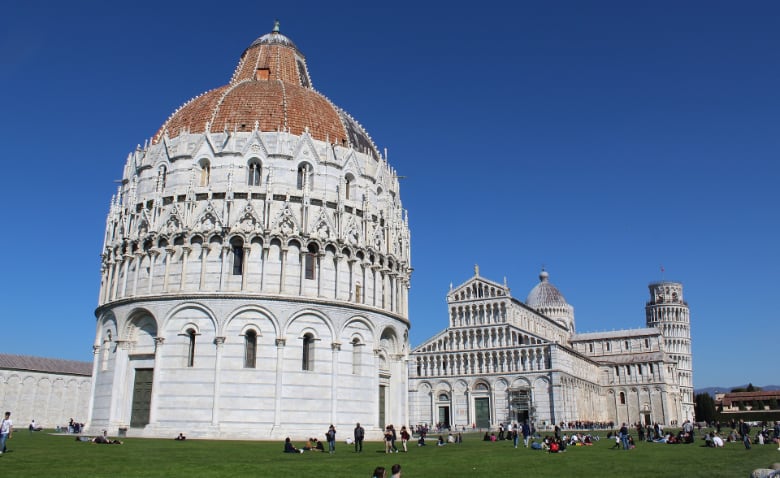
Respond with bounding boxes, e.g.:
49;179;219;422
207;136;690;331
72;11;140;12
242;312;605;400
695;385;780;397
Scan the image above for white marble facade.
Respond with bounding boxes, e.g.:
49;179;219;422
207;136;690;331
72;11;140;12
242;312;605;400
408;270;693;430
88;25;411;439
0;355;91;429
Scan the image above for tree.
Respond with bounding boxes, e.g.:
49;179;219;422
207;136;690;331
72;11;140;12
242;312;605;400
694;393;716;423
769;398;779;410
731;383;762;393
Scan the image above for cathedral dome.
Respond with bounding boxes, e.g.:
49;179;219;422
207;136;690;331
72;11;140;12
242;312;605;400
154;22;379;158
526;270;568;309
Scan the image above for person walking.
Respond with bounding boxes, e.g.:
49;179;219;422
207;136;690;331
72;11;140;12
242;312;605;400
0;411;13;454
400;426;410;452
619;423;630;450
522;421;531;448
326;424;336;454
354;422;365;452
739;419;751;450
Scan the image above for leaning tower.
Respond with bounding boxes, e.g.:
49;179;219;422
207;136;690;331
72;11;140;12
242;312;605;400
645;281;693;421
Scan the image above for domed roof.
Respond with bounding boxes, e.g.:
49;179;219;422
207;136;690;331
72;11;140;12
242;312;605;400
526;269;569;309
154;21;379;159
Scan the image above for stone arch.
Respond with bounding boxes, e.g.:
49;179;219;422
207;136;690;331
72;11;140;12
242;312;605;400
285;308;335;343
162;302;218;336
222;304;280;338
124;308;159;355
341;316;374;345
379;326;400;355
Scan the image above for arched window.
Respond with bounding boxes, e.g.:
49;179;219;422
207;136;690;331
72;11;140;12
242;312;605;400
231;238;244;276
244;330;257;368
302;333;315;371
351;337;361;374
157;165;167;191
605;341;611;352
199;159;211;187
624;340;630;350
344;173;355;200
305;243;318;280
297;163;313;190
248;159;262;186
619;392;626;405
186;328;196;367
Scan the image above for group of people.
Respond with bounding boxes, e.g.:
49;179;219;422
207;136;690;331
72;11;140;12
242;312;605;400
283;424;339;454
371;464;402;478
483;421;534;448
383;424;411;453
75;429;122;445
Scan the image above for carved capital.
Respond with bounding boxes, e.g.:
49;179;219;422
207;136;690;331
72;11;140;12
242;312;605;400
214;336;226;346
331;342;342;351
93;345;101;355
275;338;286;347
154;337;165;346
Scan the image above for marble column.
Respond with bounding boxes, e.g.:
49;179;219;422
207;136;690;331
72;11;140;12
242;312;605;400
212;336;225;425
149;337;165;424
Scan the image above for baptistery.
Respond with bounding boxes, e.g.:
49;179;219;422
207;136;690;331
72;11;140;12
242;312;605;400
89;22;411;439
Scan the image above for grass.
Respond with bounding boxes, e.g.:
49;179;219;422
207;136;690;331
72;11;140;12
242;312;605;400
1;430;778;477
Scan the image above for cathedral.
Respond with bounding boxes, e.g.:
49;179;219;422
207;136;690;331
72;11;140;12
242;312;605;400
408;268;693;430
89;23;411;439
86;23;693;440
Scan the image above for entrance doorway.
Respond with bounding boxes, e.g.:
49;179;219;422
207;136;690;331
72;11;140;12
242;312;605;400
475;397;490;429
438;406;450;428
130;368;153;428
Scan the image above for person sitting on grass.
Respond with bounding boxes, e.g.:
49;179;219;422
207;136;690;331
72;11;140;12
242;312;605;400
91;430;122;444
175;433;186;441
284;437;302;453
437;435;446;446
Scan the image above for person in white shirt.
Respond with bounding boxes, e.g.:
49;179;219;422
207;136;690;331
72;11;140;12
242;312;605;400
0;411;13;453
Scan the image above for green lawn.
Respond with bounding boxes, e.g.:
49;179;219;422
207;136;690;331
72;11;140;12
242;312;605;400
1;430;777;477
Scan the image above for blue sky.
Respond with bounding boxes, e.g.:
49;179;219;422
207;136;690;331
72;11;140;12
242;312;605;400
1;1;777;389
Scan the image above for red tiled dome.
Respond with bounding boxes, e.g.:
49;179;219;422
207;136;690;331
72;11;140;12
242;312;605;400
154;23;378;158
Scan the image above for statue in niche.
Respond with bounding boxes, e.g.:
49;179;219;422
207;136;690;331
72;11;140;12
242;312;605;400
315;221;330;240
138;221;148;237
280;217;294;236
347;226;359;246
199;214;216;233
238;215;257;233
167;218;179;234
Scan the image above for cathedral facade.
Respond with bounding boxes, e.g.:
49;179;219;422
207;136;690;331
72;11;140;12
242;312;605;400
408;269;693;430
89;23;411;439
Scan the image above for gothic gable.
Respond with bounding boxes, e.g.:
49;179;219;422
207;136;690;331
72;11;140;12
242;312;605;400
270;202;301;237
309;208;336;241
